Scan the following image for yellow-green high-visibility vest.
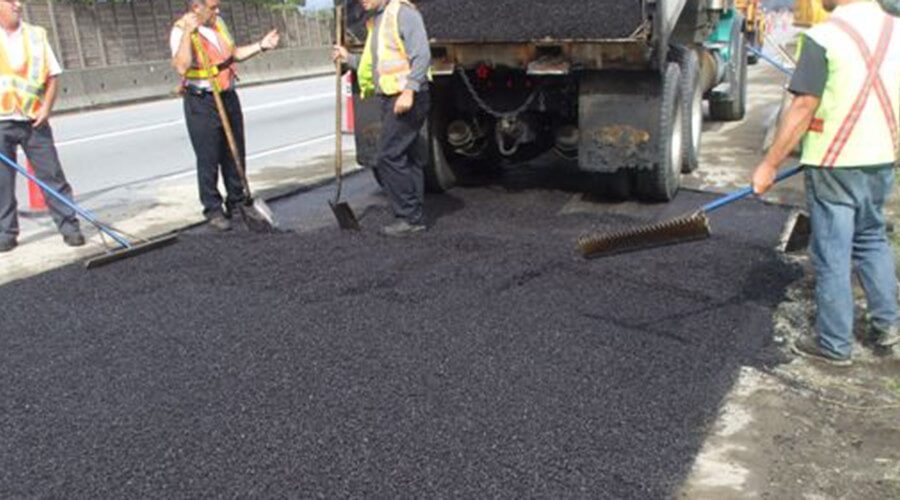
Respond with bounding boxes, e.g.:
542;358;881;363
0;23;51;120
357;0;420;99
800;2;900;168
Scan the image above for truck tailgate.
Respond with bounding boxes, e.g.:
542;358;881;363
418;0;645;42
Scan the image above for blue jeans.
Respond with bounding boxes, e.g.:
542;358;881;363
806;166;898;358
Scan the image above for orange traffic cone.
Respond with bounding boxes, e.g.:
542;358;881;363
25;158;48;215
342;72;355;135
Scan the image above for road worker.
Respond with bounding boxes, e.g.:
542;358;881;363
333;0;431;237
753;0;900;364
171;0;279;231
0;0;84;252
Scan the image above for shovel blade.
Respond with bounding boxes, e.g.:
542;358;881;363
329;200;360;230
783;211;810;253
240;199;280;233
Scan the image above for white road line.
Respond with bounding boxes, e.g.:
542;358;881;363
55;93;333;148
166;134;335;180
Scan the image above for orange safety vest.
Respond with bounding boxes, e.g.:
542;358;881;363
0;23;51;120
180;18;236;91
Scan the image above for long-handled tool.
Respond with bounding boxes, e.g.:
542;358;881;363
191;33;278;233
577;166;803;259
329;5;360;230
0;151;178;269
747;45;795;77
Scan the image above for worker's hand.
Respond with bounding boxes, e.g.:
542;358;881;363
181;12;201;33
260;29;279;51
32;106;51;129
332;45;349;63
394;89;414;115
752;161;778;195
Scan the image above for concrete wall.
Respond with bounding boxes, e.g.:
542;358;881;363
55;47;331;112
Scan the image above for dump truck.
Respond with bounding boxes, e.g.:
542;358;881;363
342;1;752;201
737;0;766;63
793;0;829;27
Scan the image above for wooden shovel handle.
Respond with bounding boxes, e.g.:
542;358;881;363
191;32;253;199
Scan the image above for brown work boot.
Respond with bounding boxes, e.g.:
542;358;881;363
382;220;426;237
791;335;852;367
863;324;899;357
207;212;232;232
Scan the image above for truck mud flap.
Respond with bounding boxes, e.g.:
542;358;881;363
578;71;663;174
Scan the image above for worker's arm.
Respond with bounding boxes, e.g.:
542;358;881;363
32;33;65;129
32;77;58;129
751;94;820;194
333;46;360;72
172;14;201;76
752;34;827;194
393;6;431;115
234;29;280;61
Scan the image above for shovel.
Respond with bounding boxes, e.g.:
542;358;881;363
329;5;360;230
191;33;278;233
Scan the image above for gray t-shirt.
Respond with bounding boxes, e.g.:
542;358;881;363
789;34;894;169
789;35;828;98
348;4;431;94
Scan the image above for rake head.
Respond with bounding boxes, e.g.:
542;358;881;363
577;211;711;259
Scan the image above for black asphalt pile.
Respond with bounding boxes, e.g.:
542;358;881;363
0;185;799;497
416;0;644;41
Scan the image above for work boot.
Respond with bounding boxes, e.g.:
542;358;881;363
791;335;852;367
0;237;17;253
863;324;899;357
62;232;86;247
207;212;232;232
382;220;426;237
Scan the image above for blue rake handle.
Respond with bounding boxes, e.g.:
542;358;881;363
0;151;132;249
701;165;804;213
747;45;795;77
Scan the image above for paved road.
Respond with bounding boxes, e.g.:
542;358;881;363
17;76;336;201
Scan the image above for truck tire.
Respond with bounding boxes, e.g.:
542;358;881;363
709;32;748;122
423;110;458;193
635;63;684;202
671;45;703;173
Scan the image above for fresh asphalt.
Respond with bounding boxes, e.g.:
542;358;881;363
0;166;801;497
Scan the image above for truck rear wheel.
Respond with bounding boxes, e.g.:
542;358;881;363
635;63;684;202
709;27;748;122
423;112;458;193
672;46;703;173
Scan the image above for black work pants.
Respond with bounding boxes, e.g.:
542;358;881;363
183;88;246;218
0;121;80;241
377;91;430;225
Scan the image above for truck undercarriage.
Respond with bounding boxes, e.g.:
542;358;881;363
344;0;749;201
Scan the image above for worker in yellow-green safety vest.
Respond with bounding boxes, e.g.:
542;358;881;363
334;0;432;237
753;0;900;365
0;0;85;253
171;0;279;232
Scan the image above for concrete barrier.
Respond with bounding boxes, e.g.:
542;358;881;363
55;47;331;112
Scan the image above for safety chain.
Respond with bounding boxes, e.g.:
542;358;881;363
456;68;539;120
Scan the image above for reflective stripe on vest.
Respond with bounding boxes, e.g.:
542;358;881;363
0;23;49;119
358;0;414;98
183;19;236;91
801;7;900;168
